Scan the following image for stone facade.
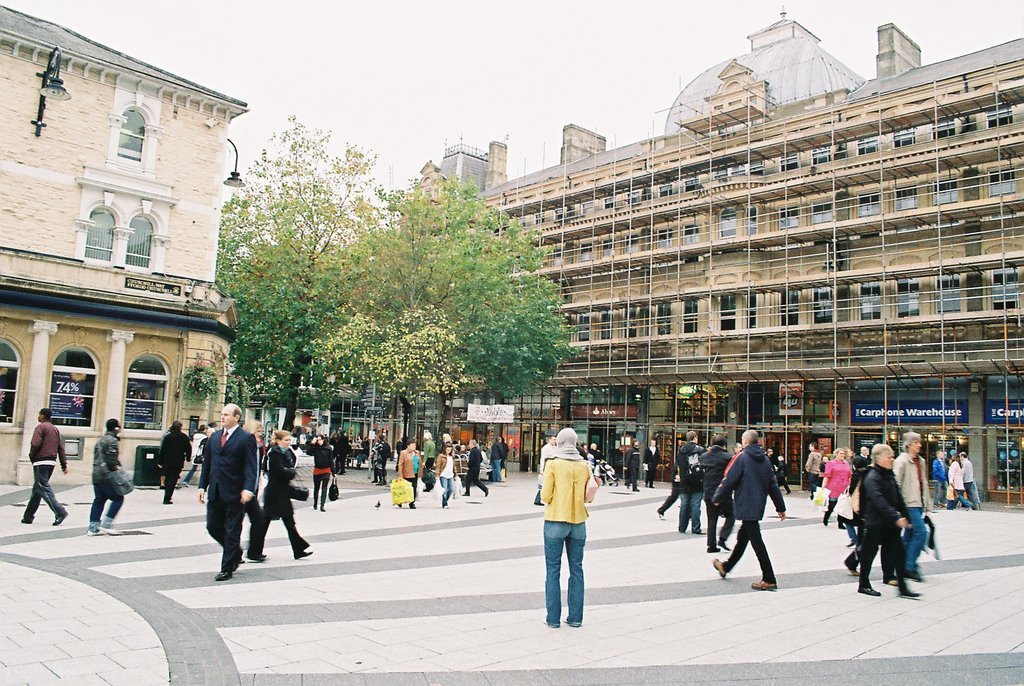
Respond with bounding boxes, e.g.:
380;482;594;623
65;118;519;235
0;7;246;484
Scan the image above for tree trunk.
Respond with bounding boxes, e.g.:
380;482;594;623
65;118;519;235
436;390;448;442
399;395;412;440
282;371;302;430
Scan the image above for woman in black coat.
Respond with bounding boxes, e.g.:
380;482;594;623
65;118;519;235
247;430;311;562
857;444;918;598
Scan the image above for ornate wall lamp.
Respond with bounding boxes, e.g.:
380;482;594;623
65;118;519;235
223;138;245;187
31;46;71;137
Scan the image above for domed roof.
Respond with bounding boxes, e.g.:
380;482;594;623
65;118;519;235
665;16;864;134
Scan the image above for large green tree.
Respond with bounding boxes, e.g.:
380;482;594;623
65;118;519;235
323;178;571;435
217;118;378;428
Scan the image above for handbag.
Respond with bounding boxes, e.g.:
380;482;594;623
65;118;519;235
585;473;602;503
328;476;339;502
108;468;135;496
834;491;854;520
946;485;955;500
289;485;309;501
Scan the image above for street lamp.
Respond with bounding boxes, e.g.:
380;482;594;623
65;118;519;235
31;46;71;137
223;138;245;187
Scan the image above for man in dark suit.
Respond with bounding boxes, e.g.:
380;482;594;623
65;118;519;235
197;403;257;581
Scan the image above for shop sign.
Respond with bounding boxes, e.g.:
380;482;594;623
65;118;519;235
467;403;514;424
124;378;157;424
570;405;638;419
984;400;1024;425
851;400;967;425
125;276;181;297
49;371;94;420
779;383;803;416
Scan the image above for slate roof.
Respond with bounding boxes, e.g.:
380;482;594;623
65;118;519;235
0;4;247;108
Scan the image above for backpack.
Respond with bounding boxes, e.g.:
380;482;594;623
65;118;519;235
687;452;706;484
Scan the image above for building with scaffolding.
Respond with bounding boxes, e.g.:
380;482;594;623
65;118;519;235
471;15;1024;500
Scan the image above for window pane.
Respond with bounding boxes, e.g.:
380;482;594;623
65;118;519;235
813;288;833;323
86;209;115;261
719;208;737;238
938;274;961;313
936;180;958;204
123;109;145;136
858;194;880;217
126;216;153;268
897;279;920;317
896;187;917;211
811;203;832;224
125;355;167;430
0;341;18;424
720;294;736;330
860;282;881;320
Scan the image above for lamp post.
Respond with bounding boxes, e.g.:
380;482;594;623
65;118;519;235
224;138;245;187
31;46;71;137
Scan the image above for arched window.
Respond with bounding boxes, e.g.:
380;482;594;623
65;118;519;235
118;109;146;161
49;349;97;427
719;208;737;238
125;355;168;430
86;208;115;261
0;341;19;424
747;205;758;235
126;216;153;269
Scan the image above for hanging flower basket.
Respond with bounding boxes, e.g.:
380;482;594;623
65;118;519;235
182;362;218;403
224;374;250;408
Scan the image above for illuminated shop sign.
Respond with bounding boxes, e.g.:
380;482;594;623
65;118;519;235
851;401;967;425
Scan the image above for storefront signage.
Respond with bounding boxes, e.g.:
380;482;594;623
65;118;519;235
779;383;803;416
49;371;94;420
467;403;514;424
851;400;967;425
125;276;181;297
124;378;157;425
570;405;638;419
985;400;1024;425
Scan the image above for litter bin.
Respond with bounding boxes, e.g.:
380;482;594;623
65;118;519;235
133;445;162;486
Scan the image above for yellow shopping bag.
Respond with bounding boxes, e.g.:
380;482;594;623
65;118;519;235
812;486;831;508
391;478;413;505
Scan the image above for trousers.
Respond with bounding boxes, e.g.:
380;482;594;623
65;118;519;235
722;520;776;584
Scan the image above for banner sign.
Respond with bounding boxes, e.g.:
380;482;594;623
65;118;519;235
49;371;95;419
467;403;514;424
851;400;967;425
985;400;1024;425
779;383;803;416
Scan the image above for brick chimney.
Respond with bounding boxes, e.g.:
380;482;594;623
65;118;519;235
485;141;507;189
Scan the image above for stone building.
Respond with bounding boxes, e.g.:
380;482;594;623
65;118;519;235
0;7;247;483
464;14;1024;497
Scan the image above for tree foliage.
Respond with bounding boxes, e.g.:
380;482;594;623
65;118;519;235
217;118;378;426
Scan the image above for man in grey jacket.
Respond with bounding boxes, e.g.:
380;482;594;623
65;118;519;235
893;431;931;582
89;419;125;535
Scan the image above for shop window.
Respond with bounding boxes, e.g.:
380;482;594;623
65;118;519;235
989;169;1016;196
720;294;737;331
813;287;833;324
49;348;97;428
993;268;1019;309
860;282;882;320
118;108;146;162
0;340;19;424
987;105;1013;128
126;216;153;269
896;187;917;211
719;208;737;238
655;303;672;335
682;298;698;333
85;208;115;262
894;129;916;148
937;274;961;313
857;193;880;217
811;202;833;224
124;355;168;430
897;279;920;317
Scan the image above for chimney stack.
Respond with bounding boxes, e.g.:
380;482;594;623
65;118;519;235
876;23;921;79
560;124;606;165
485;141;507;189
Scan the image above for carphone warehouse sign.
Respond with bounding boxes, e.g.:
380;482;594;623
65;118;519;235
851;401;967;425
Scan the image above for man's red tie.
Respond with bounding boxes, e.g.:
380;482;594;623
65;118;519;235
220;431;227;448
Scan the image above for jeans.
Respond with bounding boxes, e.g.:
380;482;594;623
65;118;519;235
182;462;199;485
23;465;67;521
439;476;455;507
808;473;821;498
490;458;502;482
678;491;702;533
902;507;927;573
932;479;947;507
89;481;124;529
543;520;586;627
723;520;776;584
947;489;973;509
964;482;981;509
313;473;330;508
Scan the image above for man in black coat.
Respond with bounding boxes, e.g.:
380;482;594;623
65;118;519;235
642;439;659;488
464;439;489;497
700;434;735;553
624;439;641;492
197;404;258;581
712;430;787;591
157;420;192;504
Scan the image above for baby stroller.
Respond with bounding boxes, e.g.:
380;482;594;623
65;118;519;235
595;459;619;487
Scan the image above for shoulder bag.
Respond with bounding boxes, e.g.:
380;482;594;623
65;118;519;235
108;467;135;496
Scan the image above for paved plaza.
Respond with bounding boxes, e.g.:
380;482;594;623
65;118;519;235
1;473;1023;685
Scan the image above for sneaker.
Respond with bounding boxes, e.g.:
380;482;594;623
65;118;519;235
52;512;68;527
101;525;121;536
86;527;104;536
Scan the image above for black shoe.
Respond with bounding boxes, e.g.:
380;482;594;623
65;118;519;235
246;555;267;563
692;530;702;535
294;550;313;560
657;512;665;520
858;587;881;597
215;571;233;581
707;546;720;553
904;569;924;582
52;512;67;527
408;503;416;509
718;540;730;551
21;518;33;524
163;501;173;505
320;506;326;512
632;488;639;492
484;491;489;497
899;588;922;599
